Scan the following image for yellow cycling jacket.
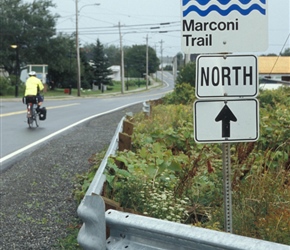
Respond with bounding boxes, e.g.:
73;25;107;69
24;76;44;96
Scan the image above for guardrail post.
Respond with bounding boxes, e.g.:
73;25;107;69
143;101;150;116
77;195;106;250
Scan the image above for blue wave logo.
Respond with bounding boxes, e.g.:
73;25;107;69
183;0;266;17
183;0;266;5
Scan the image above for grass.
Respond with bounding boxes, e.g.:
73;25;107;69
1;80;157;99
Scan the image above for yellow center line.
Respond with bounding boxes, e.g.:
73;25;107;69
0;103;80;117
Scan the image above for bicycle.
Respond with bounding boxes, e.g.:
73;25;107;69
23;95;39;128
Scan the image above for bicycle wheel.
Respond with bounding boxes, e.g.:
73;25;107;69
27;116;33;127
27;104;38;128
33;107;39;127
27;104;33;128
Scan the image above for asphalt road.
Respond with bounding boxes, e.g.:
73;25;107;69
0;72;174;249
0;102;144;249
0;72;175;172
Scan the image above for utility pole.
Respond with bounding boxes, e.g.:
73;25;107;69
76;0;81;97
146;34;149;90
154;43;158;81
160;40;164;84
119;22;125;94
172;55;177;83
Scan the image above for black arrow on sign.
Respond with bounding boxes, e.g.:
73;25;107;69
215;103;237;138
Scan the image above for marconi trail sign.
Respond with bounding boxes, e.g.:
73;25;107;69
181;0;268;53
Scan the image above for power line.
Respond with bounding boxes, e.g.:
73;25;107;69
269;33;290;76
57;21;180;32
78;29;180;36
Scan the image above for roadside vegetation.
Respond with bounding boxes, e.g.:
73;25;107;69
0;78;152;99
73;84;290;246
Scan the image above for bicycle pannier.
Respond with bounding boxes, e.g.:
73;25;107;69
39;107;47;120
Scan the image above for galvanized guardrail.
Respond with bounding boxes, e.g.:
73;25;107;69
77;113;290;250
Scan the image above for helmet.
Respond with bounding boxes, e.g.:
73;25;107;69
28;71;36;76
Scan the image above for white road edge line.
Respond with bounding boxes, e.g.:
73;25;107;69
0;101;142;164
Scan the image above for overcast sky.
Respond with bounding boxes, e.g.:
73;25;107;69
23;0;289;57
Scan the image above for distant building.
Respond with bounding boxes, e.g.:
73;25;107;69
20;64;48;83
258;56;290;82
108;65;121;81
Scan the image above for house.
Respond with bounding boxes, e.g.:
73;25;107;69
258;56;290;82
108;65;121;81
88;61;121;81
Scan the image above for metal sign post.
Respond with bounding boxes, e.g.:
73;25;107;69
222;143;232;233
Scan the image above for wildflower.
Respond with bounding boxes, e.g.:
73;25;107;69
161;193;167;200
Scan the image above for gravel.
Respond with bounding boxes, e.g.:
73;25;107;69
0;103;143;250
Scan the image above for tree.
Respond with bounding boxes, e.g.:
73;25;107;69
176;62;196;87
46;34;77;88
176;52;184;70
104;45;121;66
125;45;159;78
281;47;290;56
91;39;113;87
80;48;95;89
0;0;59;77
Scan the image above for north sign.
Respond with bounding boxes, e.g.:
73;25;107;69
196;54;258;99
194;99;259;143
181;0;268;53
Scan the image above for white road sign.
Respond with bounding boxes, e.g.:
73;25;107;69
194;99;259;143
196;54;258;99
181;0;268;53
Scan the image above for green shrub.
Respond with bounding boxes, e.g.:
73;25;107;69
0;77;10;95
105;88;289;244
0;76;25;96
75;87;290;245
259;86;290;108
163;83;196;105
176;61;196;87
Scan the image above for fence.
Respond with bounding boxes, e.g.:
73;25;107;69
77;110;290;250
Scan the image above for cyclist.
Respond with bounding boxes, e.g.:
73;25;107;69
24;71;44;112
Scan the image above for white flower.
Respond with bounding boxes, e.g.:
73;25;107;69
161;194;167;200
